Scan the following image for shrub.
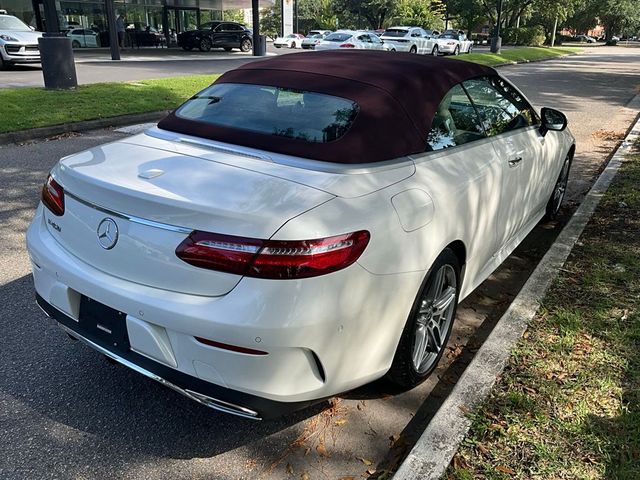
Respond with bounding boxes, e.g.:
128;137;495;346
502;25;546;46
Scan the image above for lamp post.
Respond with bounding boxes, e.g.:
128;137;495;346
39;0;78;89
490;0;503;53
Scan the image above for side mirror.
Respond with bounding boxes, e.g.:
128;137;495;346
540;107;567;135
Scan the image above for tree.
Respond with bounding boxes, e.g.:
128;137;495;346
391;0;446;30
446;0;486;35
333;0;397;29
298;0;338;30
260;5;281;39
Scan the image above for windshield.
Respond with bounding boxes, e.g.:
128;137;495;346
383;29;409;37
306;34;322;39
325;32;351;42
176;83;359;144
0;15;30;31
438;33;457;39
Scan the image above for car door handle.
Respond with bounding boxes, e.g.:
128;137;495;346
508;157;523;167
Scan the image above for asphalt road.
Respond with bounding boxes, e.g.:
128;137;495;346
0;44;295;88
1;47;639;480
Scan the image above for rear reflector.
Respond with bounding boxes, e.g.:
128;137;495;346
195;336;268;355
42;174;65;216
176;230;370;279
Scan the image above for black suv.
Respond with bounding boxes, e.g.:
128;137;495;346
177;21;252;52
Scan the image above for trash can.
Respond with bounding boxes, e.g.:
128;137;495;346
38;36;78;89
254;34;267;56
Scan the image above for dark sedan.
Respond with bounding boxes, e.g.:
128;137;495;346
177;21;252;52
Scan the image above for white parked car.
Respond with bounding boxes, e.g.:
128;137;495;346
301;30;331;49
315;30;388;51
434;31;473;55
273;33;305;48
0;13;41;68
27;51;574;419
380;26;436;54
67;28;99;48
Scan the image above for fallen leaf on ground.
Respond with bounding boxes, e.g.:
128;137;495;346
316;442;329;457
358;457;373;466
301;473;310;480
286;463;294;475
496;465;516;474
335;419;347;426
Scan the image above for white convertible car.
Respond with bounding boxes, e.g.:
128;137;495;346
434;30;474;55
27;51;574;419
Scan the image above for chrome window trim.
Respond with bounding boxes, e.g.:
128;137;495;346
65;191;192;234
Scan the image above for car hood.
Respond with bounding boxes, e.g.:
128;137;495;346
0;29;42;42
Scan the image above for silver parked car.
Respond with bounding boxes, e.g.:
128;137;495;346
0;14;42;68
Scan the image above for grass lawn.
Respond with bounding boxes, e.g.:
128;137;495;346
454;46;582;67
0;74;218;134
449;152;640;479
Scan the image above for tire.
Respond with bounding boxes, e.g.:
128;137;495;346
545;153;572;219
72;40;81;48
387;248;461;388
223;47;232;52
289;41;296;49
467;44;473;54
198;38;212;52
409;45;417;54
431;45;438;56
453;46;459;55
240;38;252;52
182;46;193;51
0;55;6;70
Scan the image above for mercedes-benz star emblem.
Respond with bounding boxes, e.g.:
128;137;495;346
97;218;119;250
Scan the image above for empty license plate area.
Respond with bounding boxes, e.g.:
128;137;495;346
78;295;130;353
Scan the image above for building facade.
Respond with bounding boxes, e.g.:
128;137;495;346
2;0;272;48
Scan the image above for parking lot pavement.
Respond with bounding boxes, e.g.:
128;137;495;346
0;44;300;89
1;47;639;479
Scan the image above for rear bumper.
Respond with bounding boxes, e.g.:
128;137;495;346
26;204;421;414
36;293;314;419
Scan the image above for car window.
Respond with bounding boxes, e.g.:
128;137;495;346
325;32;352;42
383;29;409;37
176;83;359;144
462;76;538;136
427;84;486;151
370;34;381;43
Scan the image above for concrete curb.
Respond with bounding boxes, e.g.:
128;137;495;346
393;114;640;480
0;110;170;146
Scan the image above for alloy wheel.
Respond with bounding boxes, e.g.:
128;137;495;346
241;39;252;52
411;264;457;374
199;38;211;52
432;45;438;56
551;157;570;215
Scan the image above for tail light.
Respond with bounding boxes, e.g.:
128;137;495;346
176;230;370;279
42;174;65;216
340;43;356;48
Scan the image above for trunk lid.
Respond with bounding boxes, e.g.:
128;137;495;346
47;141;334;296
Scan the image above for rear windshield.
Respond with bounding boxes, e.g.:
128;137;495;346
325;32;352;42
176;83;359;144
383;29;409;37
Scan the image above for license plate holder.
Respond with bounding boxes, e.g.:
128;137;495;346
78;296;130;353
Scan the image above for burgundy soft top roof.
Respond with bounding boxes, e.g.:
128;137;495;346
158;50;497;164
